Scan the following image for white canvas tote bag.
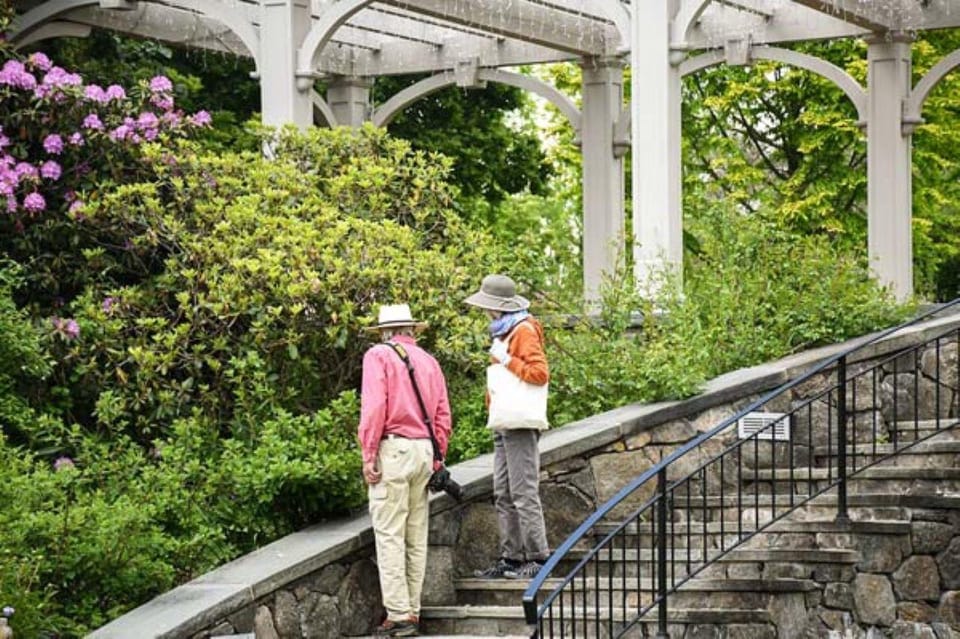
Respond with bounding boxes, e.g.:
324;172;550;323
486;330;549;430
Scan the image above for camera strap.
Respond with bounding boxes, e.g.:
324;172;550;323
385;342;443;463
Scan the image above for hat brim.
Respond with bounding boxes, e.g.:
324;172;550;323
364;320;428;333
463;291;530;312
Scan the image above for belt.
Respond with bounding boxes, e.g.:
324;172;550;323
383;433;430;441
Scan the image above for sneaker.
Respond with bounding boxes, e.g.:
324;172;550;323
473;557;520;579
504;560;545;579
374;618;418;637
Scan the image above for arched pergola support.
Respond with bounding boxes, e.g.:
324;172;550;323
11;20;91;48
372;69;582;132
11;0;260;72
904;47;960;127
312;91;338;128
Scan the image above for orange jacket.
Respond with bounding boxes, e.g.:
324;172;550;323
499;317;549;386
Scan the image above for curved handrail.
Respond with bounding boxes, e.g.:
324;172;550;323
523;297;960;628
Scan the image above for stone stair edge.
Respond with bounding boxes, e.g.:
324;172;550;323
454;577;818;593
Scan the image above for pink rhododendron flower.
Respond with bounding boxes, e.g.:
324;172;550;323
151;94;175;111
102;296;116;312
15;162;38;180
40;160;61;181
28;52;53;71
0;60;37;90
109;124;132;141
105;84;126;101
5;196;16;213
69;200;84;215
161;111;182;126
189;110;212;126
23;192;45;212
50;317;80;339
84;84;107;103
149;75;173;93
43;134;64;154
42;67;82;88
53;455;75;471
137;112;159;129
68;132;84;146
83;113;104;130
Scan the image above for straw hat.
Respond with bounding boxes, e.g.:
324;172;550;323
365;304;428;332
464;274;530;312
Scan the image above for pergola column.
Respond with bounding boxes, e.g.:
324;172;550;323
632;1;683;296
260;0;313;128
326;76;373;128
866;36;913;301
580;56;625;304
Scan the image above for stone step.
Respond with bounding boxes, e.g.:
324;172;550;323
582;518;909;549
591;518;908;537
814;439;960;458
421;605;771;636
555;547;860;577
748;466;960;482
453;577;816;607
887;420;960;441
667;491;960;513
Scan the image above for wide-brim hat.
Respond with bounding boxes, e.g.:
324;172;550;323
365;303;428;332
464;274;530;312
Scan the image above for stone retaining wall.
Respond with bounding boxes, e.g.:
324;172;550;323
87;311;960;639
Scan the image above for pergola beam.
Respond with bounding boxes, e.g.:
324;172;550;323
680;0;870;49
789;0;899;33
376;0;620;56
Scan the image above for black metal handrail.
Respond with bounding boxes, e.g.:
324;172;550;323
523;298;960;638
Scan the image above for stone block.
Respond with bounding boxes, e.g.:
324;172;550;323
856;534;906;573
253;605;280;639
825;582;855;610
939;591;960;631
453;502;499;577
273;590;299;637
939;538;960;590
889;620;938;639
894;555;941;602
336;559;383;635
421;546;455;605
921;342;958;389
541;482;594;548
854;573;896;626
299;592;338;639
427;506;462;546
589;448;657;519
650;419;696;444
898;601;937;623
914;522;955;555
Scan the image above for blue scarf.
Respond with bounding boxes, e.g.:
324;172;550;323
489;310;530;338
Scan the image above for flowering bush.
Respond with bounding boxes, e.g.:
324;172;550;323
0;51;209;223
0;13;211;312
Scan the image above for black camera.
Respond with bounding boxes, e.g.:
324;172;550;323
428;466;463;501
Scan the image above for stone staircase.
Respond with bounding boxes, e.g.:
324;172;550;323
420;419;960;638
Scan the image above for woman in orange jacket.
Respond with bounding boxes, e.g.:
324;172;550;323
465;274;551;580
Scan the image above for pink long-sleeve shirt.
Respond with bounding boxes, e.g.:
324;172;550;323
358;335;452;466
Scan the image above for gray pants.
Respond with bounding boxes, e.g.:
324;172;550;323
493;429;550;562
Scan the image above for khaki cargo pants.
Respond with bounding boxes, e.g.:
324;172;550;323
369;436;434;622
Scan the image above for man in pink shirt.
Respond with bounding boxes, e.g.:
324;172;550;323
359;303;452;637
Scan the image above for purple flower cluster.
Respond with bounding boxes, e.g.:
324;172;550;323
1;49;212;218
1;605;13;618
51;316;80;339
53;456;75;471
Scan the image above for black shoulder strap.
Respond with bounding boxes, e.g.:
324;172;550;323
385;342;442;462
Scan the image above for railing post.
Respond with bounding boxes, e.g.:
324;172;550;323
836;356;850;524
656;469;669;639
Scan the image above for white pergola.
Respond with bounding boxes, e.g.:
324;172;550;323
11;0;960;301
